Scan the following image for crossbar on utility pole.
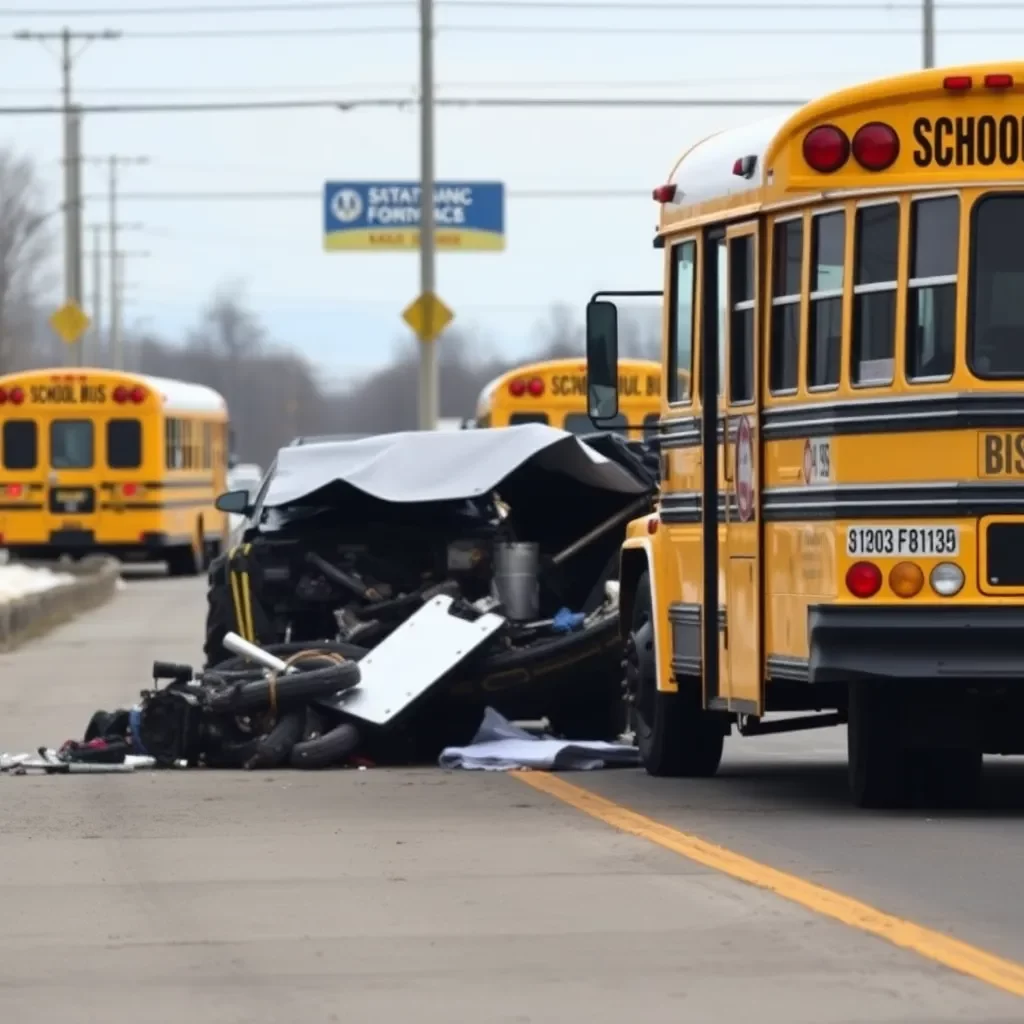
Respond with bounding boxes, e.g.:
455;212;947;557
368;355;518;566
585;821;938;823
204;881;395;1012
15;26;120;366
923;0;935;68
417;0;438;432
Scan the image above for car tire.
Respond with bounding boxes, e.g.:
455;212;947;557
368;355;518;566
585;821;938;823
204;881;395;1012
628;571;724;777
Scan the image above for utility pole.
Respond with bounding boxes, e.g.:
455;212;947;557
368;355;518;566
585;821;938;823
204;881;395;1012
85;219;142;367
417;0;438;431
112;250;151;371
89;224;102;366
15;27;120;366
922;0;935;69
102;157;148;369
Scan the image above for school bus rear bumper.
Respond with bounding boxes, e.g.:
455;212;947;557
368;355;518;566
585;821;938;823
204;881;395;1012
808;605;1024;683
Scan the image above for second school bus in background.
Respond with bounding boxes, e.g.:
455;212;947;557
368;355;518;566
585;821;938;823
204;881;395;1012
0;368;230;575
586;62;1024;808
473;357;662;438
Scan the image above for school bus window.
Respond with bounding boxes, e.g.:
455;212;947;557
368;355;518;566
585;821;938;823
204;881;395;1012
51;420;94;469
907;195;958;381
808;210;845;390
2;420;36;471
510;412;548;426
202;422;212;469
969;194;1024;379
107;419;142;470
716;238;728;396
643;412;660;438
851;203;899;387
668;240;696;404
770;217;802;394
729;233;755;404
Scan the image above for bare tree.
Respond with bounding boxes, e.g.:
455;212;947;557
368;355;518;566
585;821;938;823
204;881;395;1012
0;148;53;371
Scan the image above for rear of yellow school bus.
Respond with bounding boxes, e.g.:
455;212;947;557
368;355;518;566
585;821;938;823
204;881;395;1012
473;357;662;438
0;368;230;576
585;62;1024;808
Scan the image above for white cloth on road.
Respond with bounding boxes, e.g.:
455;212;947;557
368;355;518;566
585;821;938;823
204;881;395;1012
439;707;641;771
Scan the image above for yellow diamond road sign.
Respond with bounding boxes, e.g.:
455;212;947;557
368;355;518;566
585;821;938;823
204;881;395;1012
49;301;91;345
402;291;453;343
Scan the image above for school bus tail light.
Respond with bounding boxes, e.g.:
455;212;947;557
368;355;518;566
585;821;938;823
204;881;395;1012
943;75;972;91
121;483;141;498
130;385;146;404
5;483;24;499
0;386;25;406
526;376;544;397
846;561;882;598
652;184;677;203
802;124;850;173
113;385;147;404
851;122;900;172
508;378;526;397
985;73;1014;89
930;562;965;597
888;561;924;598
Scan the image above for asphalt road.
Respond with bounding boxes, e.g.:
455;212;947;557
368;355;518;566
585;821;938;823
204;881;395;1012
0;574;1021;1022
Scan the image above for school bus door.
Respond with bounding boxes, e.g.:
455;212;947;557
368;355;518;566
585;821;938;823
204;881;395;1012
721;221;763;715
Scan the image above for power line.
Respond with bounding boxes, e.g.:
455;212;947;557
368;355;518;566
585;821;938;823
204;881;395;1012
0;1;1012;15
0;73;861;96
4;24;1011;40
0;95;808;114
87;188;648;201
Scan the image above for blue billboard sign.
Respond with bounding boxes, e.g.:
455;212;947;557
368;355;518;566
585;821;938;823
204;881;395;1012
323;181;505;252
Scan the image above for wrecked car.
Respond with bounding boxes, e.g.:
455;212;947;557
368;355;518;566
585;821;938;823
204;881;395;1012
204;424;658;758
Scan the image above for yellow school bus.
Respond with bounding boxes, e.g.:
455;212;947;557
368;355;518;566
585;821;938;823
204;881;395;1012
0;367;230;575
585;62;1024;808
473;357;662;438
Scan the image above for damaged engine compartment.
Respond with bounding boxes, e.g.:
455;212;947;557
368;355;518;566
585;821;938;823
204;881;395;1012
197;425;659;761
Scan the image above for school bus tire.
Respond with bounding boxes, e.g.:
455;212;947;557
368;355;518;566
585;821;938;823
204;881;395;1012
628;571;724;778
846;680;913;809
166;534;202;578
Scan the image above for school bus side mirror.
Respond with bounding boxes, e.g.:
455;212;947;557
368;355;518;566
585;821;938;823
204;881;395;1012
586;299;619;422
215;489;252;515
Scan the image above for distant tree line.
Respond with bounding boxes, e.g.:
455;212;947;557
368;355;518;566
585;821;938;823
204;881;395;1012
0;145;660;466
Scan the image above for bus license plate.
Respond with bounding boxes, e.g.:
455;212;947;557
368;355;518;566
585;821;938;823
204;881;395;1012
846;525;959;558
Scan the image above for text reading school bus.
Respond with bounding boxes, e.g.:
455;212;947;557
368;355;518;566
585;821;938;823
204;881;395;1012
0;368;230;576
586;62;1024;808
474;357;662;437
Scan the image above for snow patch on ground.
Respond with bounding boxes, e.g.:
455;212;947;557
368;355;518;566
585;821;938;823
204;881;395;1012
0;564;76;603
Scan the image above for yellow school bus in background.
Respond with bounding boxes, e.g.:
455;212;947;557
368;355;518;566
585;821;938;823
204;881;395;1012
0;368;230;575
586;62;1024;809
473;357;662;438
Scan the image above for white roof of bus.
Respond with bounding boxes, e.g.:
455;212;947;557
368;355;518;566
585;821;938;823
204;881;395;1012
138;373;227;415
666;111;794;208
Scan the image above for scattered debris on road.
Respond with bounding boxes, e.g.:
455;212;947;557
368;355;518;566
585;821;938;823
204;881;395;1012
0;564;75;602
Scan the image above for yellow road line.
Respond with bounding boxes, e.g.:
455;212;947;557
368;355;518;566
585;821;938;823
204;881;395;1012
514;771;1024;999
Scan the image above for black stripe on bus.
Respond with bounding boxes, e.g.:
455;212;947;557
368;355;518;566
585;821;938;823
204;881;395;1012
659;394;1024;446
0;503;44;511
99;477;214;490
762;393;1024;439
661;482;1024;523
99;498;214;511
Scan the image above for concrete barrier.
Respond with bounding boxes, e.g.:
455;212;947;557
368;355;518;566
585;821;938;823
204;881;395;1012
0;556;121;652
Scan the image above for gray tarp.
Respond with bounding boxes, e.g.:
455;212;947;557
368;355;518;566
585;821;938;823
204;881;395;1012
262;423;650;508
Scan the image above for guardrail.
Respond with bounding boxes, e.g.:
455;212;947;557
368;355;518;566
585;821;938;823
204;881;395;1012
0;556;121;652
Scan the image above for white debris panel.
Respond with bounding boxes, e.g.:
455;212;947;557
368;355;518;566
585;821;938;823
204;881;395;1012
0;564;75;603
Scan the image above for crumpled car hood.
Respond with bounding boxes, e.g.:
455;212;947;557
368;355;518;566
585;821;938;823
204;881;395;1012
262;423;652;508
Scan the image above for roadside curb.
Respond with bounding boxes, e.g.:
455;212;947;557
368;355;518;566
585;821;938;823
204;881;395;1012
0;556;121;653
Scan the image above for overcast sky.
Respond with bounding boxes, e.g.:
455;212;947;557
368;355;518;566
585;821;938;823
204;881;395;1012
1;0;1019;384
